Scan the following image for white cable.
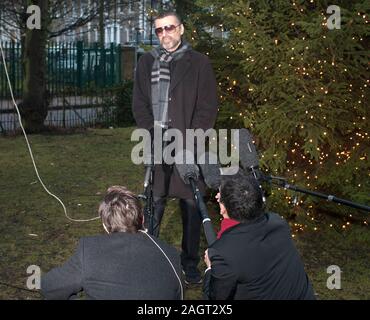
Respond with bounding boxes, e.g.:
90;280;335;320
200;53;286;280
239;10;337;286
0;41;99;222
139;230;184;300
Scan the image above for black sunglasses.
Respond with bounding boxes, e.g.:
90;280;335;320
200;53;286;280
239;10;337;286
155;24;181;36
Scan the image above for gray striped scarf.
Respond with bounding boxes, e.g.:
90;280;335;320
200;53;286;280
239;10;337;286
150;41;191;129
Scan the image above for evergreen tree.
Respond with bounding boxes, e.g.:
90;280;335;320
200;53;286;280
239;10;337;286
186;0;369;216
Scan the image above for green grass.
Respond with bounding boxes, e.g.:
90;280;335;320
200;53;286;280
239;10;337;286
0;127;368;300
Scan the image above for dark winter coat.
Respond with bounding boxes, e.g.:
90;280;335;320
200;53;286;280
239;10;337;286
203;213;316;300
41;232;182;300
132;47;218;199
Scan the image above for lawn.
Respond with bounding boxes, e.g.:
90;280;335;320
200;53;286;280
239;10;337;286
0;127;368;300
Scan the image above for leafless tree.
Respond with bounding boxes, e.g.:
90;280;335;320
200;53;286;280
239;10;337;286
0;0;141;132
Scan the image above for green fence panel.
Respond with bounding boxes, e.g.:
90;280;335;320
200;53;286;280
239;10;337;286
0;41;123;98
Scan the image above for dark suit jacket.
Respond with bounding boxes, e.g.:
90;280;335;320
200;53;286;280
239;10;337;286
41;232;183;300
132;47;218;199
203;213;315;300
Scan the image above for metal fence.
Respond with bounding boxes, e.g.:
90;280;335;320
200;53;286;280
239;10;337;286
0;41;125;133
47;41;122;93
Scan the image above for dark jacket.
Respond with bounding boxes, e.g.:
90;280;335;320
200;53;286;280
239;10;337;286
132;48;218;199
203;213;315;300
41;232;183;300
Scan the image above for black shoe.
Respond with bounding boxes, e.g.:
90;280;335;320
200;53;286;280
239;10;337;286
182;268;202;285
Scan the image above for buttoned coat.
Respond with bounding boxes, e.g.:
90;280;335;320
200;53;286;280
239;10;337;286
132;48;218;199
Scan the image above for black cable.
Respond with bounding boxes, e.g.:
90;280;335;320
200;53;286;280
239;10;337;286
266;175;370;212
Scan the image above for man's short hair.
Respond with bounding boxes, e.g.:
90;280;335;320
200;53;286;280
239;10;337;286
220;171;264;222
154;11;182;25
99;186;143;233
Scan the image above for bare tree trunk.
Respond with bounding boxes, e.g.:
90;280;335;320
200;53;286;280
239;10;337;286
20;0;49;133
99;0;105;47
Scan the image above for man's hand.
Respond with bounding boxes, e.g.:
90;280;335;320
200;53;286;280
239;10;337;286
204;249;211;268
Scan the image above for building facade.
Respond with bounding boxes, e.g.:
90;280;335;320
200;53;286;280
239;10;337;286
0;0;171;46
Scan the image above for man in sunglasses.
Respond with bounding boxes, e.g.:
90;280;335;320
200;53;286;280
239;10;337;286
132;11;218;285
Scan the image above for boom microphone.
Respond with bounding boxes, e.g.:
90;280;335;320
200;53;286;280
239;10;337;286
199;153;249;190
143;165;152;189
238;128;266;201
237;128;370;212
198;152;221;190
175;150;217;245
143;132;154;190
238;128;260;172
174;149;199;184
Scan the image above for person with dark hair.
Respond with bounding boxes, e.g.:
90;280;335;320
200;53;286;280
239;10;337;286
203;171;316;300
41;186;183;300
132;10;218;284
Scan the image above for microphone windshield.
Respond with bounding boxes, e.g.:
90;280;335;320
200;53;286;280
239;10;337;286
175;149;199;185
198;152;221;190
238;128;259;170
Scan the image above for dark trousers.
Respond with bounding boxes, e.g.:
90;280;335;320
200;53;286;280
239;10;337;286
147;196;202;271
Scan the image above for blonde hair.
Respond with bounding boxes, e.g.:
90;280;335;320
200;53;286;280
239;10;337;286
99;186;143;233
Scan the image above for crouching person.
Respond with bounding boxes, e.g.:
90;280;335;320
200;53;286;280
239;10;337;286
41;186;183;300
203;172;315;300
